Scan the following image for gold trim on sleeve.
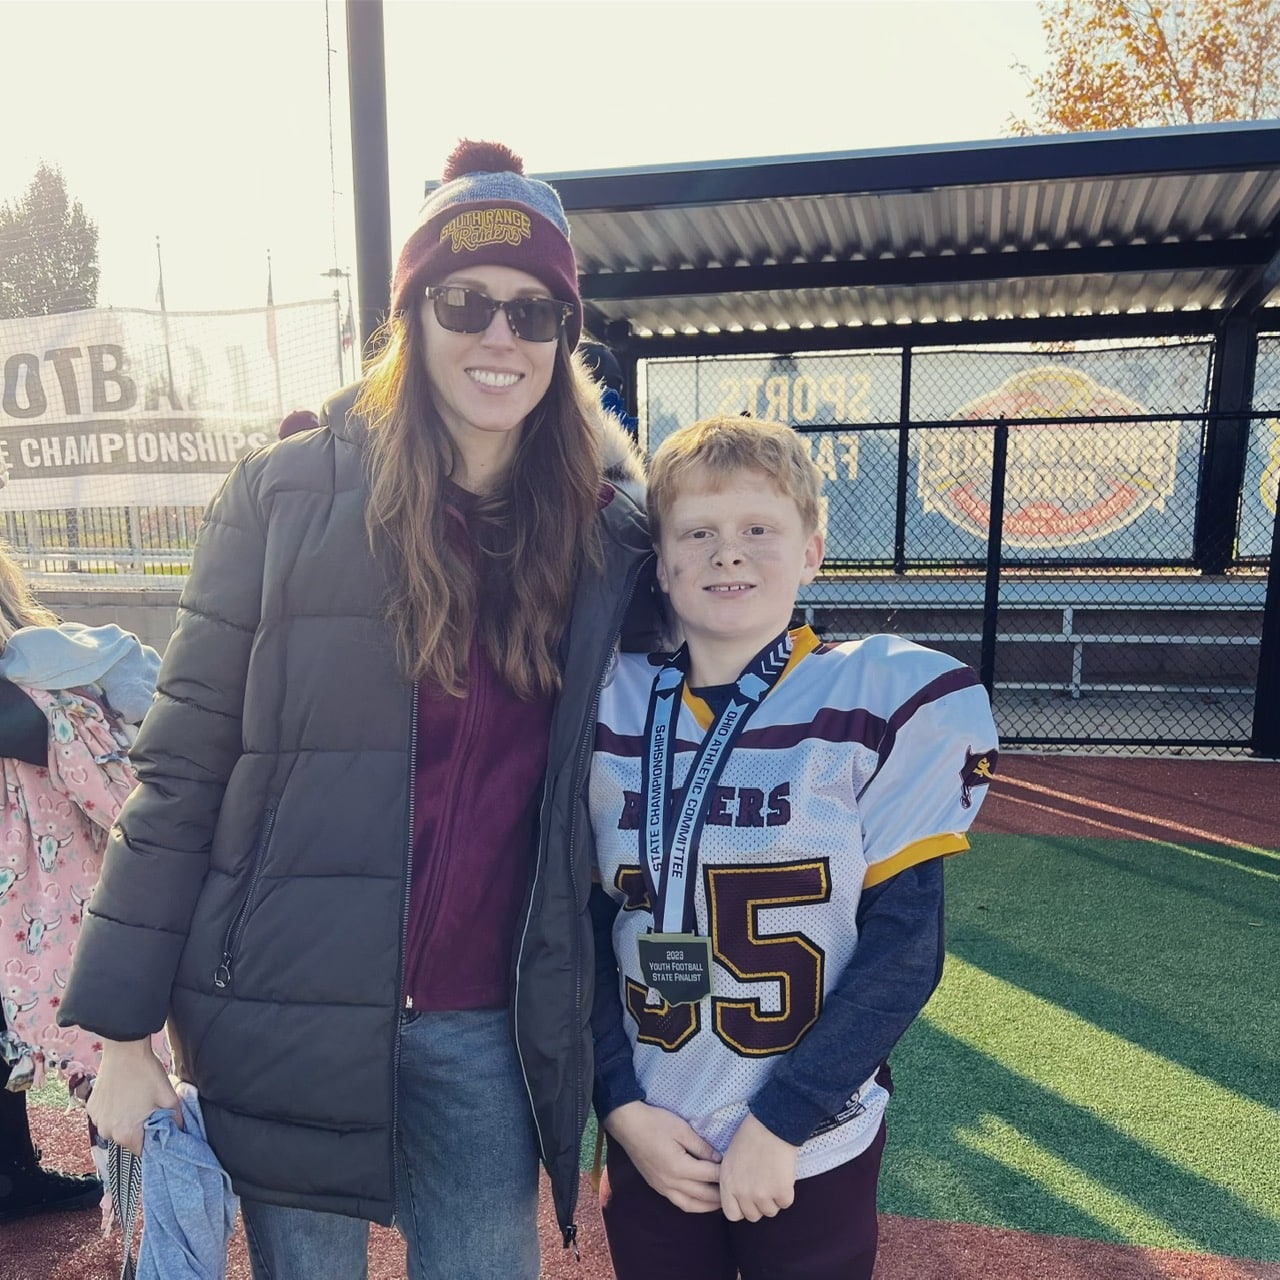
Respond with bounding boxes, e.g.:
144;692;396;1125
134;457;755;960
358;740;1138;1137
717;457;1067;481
863;833;969;888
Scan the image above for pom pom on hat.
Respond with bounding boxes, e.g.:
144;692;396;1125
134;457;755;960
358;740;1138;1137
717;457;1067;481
442;140;525;181
391;138;581;346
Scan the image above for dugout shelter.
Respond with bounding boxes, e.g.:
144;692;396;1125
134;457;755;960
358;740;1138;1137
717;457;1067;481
541;121;1280;755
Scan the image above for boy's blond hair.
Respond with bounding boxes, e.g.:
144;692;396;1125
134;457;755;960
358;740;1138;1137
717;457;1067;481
647;415;822;541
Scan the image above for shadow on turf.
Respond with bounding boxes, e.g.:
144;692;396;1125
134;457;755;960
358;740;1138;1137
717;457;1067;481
1044;833;1279;917
944;832;1278;1112
882;1019;1280;1263
946;922;1278;1113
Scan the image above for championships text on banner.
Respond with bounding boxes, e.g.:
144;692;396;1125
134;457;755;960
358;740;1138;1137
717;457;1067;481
0;303;338;510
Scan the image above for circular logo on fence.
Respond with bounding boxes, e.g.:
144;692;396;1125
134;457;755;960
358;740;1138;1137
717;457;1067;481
916;367;1181;548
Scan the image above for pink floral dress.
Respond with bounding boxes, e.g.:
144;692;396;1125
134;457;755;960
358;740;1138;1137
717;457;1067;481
1;686;166;1092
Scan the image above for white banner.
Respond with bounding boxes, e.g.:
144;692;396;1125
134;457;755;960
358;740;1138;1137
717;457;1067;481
0;302;343;509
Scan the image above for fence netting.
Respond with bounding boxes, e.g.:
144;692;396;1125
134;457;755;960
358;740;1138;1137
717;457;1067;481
4;319;1276;750
642;338;1278;749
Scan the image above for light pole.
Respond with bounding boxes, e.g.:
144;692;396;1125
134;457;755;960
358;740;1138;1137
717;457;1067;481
345;0;390;357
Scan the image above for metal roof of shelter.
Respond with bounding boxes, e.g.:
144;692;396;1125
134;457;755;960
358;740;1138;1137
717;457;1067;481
539;121;1280;355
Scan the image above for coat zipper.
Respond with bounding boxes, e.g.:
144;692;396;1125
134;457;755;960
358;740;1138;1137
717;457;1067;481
391;686;419;1221
213;804;279;989
513;551;647;1251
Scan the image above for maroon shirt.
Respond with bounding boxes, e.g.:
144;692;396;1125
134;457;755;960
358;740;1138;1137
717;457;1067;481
402;493;555;1011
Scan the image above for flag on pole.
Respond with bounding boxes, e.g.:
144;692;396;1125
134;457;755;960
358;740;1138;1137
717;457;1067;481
265;253;279;365
266;251;283;417
341;302;354;352
154;236;167;311
155;236;178;408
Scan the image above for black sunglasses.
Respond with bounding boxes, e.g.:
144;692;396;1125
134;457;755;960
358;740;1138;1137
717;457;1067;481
425;285;573;343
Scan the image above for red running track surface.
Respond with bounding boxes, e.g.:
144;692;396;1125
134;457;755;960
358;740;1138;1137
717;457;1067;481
975;754;1279;848
11;1072;1279;1278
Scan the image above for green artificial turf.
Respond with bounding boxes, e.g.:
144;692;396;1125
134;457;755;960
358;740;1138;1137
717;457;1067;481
581;831;1280;1258
881;832;1280;1259
26;828;1277;1258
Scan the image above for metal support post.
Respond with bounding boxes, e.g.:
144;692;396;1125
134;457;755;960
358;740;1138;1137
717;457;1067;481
893;349;912;575
345;0;392;362
979;421;1009;699
1196;318;1257;573
1250;478;1280;758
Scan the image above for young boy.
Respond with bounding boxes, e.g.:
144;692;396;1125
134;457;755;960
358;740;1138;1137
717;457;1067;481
588;415;999;1280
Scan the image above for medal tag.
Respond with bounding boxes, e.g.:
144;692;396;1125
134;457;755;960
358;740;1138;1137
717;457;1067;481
636;932;712;1006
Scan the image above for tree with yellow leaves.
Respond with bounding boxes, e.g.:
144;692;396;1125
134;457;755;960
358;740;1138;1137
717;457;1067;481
1011;0;1280;133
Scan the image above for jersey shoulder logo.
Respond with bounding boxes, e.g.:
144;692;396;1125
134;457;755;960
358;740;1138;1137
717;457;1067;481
960;747;998;809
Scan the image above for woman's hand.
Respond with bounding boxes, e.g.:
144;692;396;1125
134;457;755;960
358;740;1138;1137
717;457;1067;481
604;1100;722;1212
719;1112;799;1222
87;1038;181;1156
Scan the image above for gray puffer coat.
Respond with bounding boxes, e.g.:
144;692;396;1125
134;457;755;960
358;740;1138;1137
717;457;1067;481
59;385;654;1242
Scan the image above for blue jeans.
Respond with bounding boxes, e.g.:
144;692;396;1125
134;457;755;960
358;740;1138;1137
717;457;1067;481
241;1008;541;1280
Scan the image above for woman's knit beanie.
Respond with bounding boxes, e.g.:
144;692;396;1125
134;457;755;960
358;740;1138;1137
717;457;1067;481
391;140;582;348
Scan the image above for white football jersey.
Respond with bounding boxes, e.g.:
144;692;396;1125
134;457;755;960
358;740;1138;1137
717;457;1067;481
590;627;998;1179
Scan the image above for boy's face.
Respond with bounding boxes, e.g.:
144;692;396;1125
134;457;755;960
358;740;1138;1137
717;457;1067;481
655;465;824;667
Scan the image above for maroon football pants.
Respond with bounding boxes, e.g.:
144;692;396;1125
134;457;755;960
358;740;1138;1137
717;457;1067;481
600;1120;885;1280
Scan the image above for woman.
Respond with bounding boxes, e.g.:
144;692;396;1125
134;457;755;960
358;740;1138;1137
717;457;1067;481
59;141;655;1280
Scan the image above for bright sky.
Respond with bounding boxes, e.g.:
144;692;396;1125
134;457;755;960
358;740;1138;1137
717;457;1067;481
1;0;1048;313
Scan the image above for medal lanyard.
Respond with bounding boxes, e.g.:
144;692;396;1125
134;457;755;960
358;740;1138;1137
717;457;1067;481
641;631;794;933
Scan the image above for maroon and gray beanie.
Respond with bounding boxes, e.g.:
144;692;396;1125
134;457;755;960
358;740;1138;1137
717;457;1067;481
391;140;582;348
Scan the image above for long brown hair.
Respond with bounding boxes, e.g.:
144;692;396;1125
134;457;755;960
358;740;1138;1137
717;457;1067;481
356;312;603;699
0;542;58;652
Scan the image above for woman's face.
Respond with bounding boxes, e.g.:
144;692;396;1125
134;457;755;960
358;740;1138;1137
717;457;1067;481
419;263;559;471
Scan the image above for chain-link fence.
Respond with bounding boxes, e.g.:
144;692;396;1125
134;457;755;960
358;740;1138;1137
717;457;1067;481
642;338;1280;751
4;322;1277;751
